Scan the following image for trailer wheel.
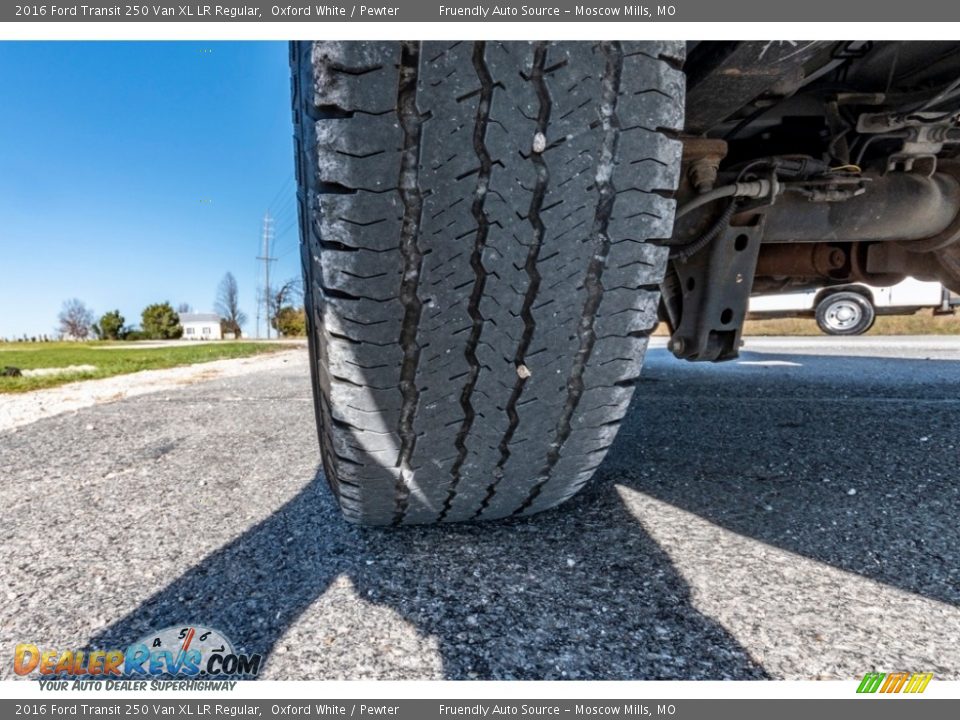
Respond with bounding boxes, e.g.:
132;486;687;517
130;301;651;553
815;291;876;336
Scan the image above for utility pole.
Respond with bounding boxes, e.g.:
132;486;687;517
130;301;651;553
256;212;276;339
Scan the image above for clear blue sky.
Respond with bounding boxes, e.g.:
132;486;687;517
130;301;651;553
0;41;299;339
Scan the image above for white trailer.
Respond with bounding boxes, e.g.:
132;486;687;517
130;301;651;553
748;278;954;335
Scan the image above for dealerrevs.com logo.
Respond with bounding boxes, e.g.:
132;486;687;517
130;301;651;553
857;672;934;694
14;625;261;680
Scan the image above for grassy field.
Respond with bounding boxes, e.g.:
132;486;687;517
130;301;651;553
3;310;955;394
0;341;288;394
653;308;960;337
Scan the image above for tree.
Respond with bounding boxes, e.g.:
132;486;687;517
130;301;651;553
176;302;193;314
93;310;127;340
141;302;182;339
270;278;303;319
215;272;247;339
272;306;306;337
58;299;94;340
266;277;304;337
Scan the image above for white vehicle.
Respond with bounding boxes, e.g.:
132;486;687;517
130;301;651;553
749;279;953;335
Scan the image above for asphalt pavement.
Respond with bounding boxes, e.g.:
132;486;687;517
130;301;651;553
2;336;959;680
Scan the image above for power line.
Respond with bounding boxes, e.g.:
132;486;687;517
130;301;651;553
270;192;298;225
272;215;299;243
256;213;277;339
269;212;303;262
275;243;300;261
265;172;295;215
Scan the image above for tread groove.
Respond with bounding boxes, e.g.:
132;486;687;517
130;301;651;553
477;42;551;518
393;40;426;525
516;41;625;515
440;42;497;522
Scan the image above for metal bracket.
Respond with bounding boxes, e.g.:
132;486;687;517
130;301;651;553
668;217;765;362
857;113;960;176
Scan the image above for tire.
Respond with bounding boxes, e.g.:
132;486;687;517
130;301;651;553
815;291;876;335
291;41;685;524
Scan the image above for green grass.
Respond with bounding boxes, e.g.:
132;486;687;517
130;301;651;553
0;341;288;394
742;309;960;337
654;309;960;337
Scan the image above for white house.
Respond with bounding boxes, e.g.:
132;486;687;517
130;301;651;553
180;313;222;340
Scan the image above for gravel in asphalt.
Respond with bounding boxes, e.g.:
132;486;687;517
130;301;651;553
1;337;958;680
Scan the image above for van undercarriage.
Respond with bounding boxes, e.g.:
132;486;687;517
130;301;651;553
664;40;960;360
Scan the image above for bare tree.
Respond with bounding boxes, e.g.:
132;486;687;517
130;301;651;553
270;277;304;318
58;299;94;340
269;278;306;337
176;302;193;314
215;272;247;338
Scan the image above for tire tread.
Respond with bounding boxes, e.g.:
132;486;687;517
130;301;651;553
292;41;684;524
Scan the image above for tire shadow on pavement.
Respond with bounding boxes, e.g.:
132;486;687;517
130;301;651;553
86;466;767;680
615;349;960;608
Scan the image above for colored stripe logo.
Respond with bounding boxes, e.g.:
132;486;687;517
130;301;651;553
857;672;933;694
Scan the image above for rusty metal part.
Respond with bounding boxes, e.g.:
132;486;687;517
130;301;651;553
682;137;729;161
682;137;729;193
755;241;908;287
755;243;848;278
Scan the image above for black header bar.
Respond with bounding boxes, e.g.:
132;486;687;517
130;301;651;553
6;1;960;22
